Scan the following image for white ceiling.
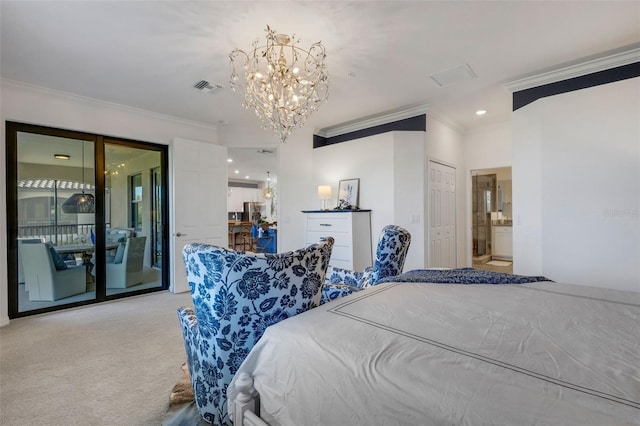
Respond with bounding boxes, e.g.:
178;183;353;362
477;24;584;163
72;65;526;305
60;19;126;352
2;1;639;182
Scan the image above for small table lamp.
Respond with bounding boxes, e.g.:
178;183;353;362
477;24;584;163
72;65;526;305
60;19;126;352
317;185;333;210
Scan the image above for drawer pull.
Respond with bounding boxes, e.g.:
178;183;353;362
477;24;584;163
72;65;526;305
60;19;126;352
320;223;332;227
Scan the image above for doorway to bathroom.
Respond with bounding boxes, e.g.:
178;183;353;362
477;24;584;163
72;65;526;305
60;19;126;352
471;167;512;273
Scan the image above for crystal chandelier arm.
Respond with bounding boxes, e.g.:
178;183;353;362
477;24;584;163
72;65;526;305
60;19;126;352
229;26;329;143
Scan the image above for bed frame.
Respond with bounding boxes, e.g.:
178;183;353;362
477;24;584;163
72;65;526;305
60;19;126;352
229;373;269;426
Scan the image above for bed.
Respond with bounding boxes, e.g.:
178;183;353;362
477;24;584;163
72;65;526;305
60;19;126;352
228;272;640;425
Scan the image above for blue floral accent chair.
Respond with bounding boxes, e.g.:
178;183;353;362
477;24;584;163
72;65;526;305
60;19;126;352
322;225;411;303
177;238;334;425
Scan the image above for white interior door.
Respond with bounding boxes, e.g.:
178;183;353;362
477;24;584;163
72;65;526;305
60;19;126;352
171;138;227;293
429;160;456;268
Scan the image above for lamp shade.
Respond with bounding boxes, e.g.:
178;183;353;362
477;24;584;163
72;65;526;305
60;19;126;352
317;185;332;199
61;192;95;214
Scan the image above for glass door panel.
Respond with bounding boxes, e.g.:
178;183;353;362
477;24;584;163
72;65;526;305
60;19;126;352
104;143;163;296
16;133;97;313
150;166;162;269
8;122;168;319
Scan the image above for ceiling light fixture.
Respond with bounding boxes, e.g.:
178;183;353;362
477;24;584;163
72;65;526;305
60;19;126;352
476;109;487;116
229;25;329;143
54;154;70;160
263;171;274;199
61;142;95;214
227;158;233;163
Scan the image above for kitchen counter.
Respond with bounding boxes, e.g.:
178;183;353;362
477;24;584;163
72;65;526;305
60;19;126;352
491;220;512;226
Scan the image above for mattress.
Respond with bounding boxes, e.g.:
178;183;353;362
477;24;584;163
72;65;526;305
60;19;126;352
228;281;640;425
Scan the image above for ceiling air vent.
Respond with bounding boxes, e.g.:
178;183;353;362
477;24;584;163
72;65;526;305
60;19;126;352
193;80;222;94
430;64;477;87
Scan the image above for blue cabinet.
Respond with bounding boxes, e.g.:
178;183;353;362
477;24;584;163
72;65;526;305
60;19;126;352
251;225;277;253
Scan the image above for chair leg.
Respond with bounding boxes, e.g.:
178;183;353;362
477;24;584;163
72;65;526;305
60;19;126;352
241;234;255;251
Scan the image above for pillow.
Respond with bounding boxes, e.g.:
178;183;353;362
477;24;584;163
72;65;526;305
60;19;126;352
46;243;68;270
114;243;126;264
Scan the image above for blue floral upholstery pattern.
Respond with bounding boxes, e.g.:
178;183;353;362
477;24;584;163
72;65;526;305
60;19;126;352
177;238;334;425
377;268;552;285
322;225;411;303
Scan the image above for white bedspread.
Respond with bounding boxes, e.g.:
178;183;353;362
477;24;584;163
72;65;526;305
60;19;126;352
228;282;640;425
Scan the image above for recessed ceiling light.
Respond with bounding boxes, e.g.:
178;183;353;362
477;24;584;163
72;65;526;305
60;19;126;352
234;170;239;174
245;175;250;179
476;110;487;116
54;154;70;160
227;158;233;163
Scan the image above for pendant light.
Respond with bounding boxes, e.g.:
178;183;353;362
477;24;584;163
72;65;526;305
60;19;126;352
263;171;273;199
62;142;95;214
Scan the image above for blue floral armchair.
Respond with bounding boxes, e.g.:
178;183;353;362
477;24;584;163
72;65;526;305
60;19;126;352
322;225;411;303
177;238;334;425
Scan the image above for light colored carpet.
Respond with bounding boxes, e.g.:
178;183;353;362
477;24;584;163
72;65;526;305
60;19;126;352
487;260;512;267
0;290;193;426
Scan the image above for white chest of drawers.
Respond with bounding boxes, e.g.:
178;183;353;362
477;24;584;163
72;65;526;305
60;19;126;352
303;210;372;271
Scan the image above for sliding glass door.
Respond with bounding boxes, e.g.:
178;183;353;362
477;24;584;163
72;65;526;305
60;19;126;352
14;132;97;313
103;142;164;296
6;122;168;318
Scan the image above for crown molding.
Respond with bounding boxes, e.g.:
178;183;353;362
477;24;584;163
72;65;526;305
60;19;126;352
316;104;430;138
1;78;218;132
423;107;464;134
504;46;640;93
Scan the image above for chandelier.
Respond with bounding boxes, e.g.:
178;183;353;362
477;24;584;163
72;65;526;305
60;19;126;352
229;26;329;143
263;171;274;199
61;141;95;214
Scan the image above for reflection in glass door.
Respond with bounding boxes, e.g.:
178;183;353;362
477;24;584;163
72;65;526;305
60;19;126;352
7;122;169;319
150;166;162;269
15;133;97;313
472;174;496;257
104;143;164;296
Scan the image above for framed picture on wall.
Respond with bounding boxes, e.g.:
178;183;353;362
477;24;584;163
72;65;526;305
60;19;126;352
337;178;360;208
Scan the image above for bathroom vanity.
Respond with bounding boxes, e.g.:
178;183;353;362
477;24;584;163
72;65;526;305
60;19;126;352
492;223;513;260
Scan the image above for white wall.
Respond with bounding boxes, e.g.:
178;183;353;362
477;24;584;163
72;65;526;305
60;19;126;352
512;77;640;292
0;80;218;326
277;128;316;252
392;132;426;271
312;132;396;262
308;118;466;271
310;131;426;270
464;122;512;170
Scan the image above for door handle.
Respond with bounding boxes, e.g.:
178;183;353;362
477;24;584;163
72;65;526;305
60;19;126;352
175;232;187;237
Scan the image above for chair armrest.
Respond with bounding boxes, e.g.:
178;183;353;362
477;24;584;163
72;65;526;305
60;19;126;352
325;266;363;287
321;283;362;304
